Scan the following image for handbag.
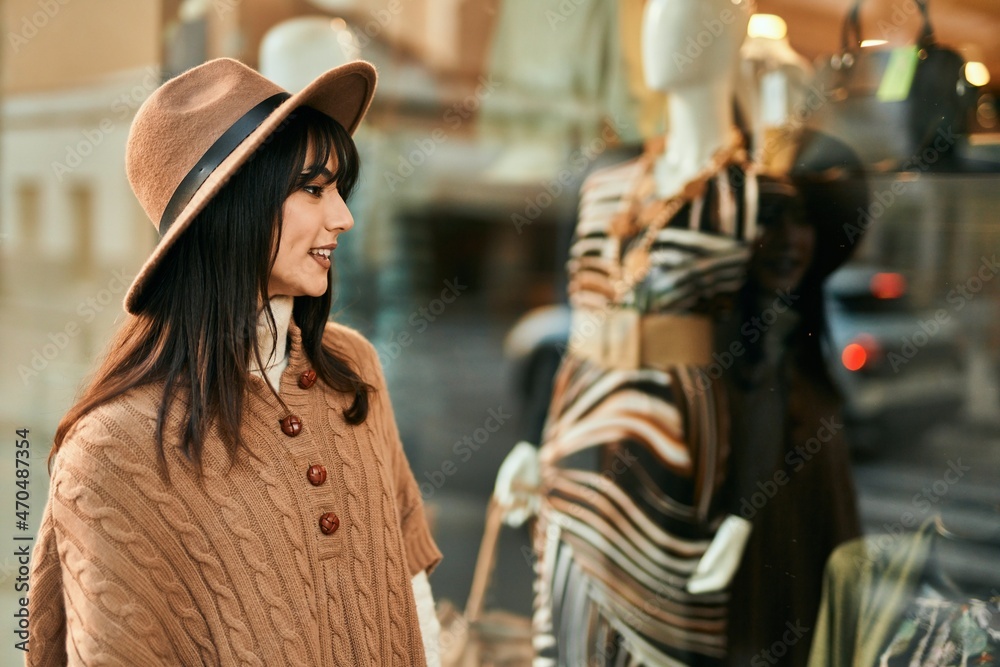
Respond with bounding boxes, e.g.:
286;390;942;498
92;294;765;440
808;0;970;171
436;498;534;667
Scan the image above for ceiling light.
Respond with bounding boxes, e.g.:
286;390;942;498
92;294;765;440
748;14;787;40
965;62;991;87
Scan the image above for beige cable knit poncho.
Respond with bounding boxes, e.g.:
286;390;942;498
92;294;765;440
25;312;442;666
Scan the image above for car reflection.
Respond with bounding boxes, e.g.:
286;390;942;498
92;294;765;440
822;264;969;455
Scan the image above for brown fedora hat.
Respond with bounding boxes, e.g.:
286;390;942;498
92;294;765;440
123;57;377;315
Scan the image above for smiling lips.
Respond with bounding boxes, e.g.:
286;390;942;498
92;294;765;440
308;245;335;268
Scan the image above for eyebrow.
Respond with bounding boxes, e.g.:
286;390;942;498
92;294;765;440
299;167;338;186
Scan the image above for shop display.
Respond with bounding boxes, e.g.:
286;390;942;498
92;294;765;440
808;515;1000;666
530;0;755;664
521;0;877;660
809;0;970;170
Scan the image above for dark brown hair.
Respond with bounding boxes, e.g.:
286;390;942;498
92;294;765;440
50;106;372;478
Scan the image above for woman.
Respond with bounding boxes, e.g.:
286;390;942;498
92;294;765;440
719;131;867;666
27;58;442;666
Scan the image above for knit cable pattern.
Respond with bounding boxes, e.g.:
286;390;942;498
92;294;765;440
200;460;315;664
26;318;440;666
65;410;264;665
338;428;383;662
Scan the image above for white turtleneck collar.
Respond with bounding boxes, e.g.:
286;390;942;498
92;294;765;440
249;295;294;390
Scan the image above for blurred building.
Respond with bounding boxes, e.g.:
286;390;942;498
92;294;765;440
1;0;162;438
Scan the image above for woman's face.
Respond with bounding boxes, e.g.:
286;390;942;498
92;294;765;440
267;146;354;298
750;198;816;294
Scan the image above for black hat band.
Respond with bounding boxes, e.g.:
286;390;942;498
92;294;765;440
158;92;291;237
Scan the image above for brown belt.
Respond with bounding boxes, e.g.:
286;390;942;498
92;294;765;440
568;308;713;369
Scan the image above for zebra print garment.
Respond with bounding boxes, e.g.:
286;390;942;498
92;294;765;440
533;150;759;666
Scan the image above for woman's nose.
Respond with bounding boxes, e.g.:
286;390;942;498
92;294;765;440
326;191;354;232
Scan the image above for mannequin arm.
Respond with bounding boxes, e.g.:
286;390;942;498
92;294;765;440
686;514;753;594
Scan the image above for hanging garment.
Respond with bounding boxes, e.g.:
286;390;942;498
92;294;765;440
808;517;1000;667
532;133;758;666
878;583;1000;666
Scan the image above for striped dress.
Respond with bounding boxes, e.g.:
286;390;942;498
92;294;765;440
532;146;759;666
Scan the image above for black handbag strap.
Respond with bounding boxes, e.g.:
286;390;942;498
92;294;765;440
841;0;935;52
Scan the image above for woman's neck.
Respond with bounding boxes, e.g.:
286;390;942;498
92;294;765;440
655;80;734;197
250;295;294;385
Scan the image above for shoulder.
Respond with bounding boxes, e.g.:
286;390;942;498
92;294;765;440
54;384;169;475
62;386;157;446
583;155;645;186
581;155;645;199
321;321;384;383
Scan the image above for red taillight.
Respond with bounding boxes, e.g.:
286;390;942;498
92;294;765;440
842;344;867;371
842;335;881;372
871;272;906;300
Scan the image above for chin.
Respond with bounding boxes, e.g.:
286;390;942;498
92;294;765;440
280;283;327;299
305;283;329;298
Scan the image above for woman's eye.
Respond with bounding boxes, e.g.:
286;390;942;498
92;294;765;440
303;184;323;197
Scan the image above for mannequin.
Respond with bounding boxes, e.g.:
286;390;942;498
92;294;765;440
642;0;756;596
738;14;814;163
259;17;355;92
642;0;747;197
504;0;757;664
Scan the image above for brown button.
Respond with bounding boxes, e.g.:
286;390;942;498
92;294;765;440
280;414;302;436
307;464;327;486
319;512;340;535
298;369;317;390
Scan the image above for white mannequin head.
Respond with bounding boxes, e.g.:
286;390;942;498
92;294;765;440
260;17;357;93
642;0;751;91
